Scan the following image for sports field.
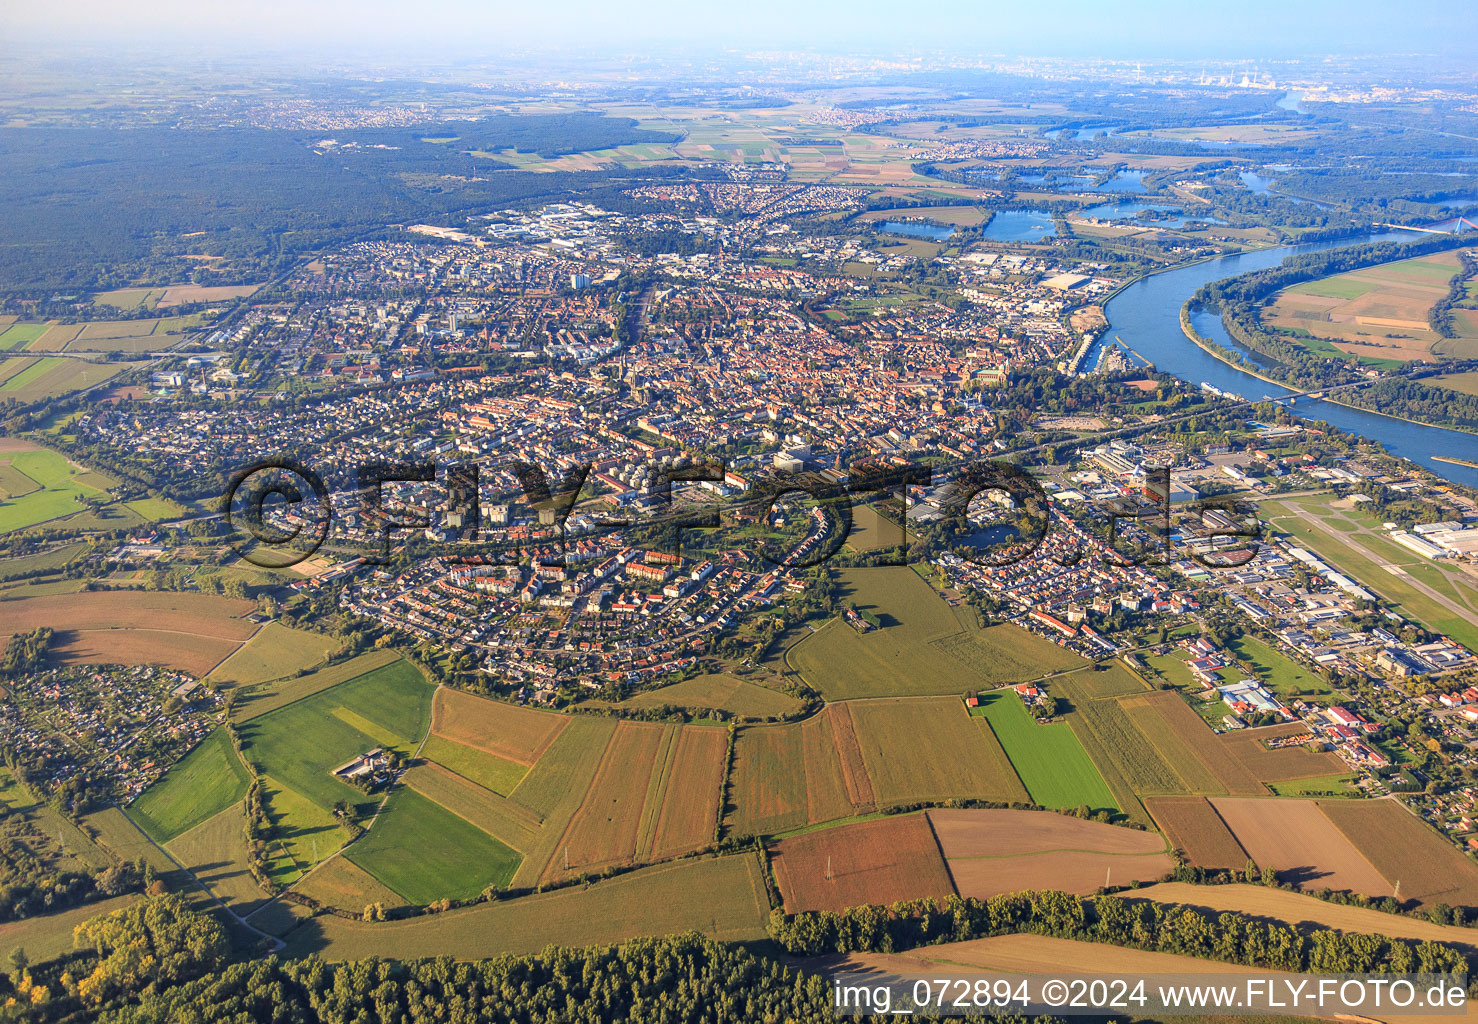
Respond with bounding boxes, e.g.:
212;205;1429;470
127;728;252;843
786;566;1083;699
972;690;1117;812
344;787;521;903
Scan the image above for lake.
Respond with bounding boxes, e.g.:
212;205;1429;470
1079;201;1227;228
982;209;1057;242
878;220;955;241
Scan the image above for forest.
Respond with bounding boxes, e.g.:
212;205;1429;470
0;115;678;294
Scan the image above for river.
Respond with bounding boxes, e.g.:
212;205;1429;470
1089;233;1478;489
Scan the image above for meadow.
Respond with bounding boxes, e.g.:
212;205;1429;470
0;356;124;403
786;566;1083;700
0;441;115;533
344;787;521;904
608;673;803;719
972;690;1117;812
127;728;252;844
239;658;433;818
165;802;269;916
229;649;401;722
205;622;340;688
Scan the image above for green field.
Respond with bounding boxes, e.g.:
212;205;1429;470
230;649;402;722
787;566;1084;700
612;673;803;719
127;728;252;843
344;787;521;904
237;658;433;826
0;542;86;580
1228;634;1332;702
0;324;47;351
207;622;340;687
1268;773;1358;796
0;445;115;533
123;497;184;521
421;734;529;796
973;690;1118;813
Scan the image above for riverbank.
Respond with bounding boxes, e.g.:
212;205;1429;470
1176;301;1478;436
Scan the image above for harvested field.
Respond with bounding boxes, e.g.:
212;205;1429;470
1119;693;1226;794
292;856;407;914
1132;882;1478;953
206;622;339;687
0;591;254;675
800;708;865;825
1062;692;1186;795
1318;798;1478;908
157;283;260;306
820;704;875;810
843;931;1290;978
726;720;809;835
850;697;1028;808
284;853;771;960
432;688;568;765
1144;795;1248;870
1056;663;1149;700
51;628;241;677
927;808;1167;857
1221;726;1347;783
544;721;664;881
1210;797;1392;896
647;725;727;861
770;813;955;913
1147;693;1267;794
787;567;1083;700
403;762;541;853
928;808;1171;899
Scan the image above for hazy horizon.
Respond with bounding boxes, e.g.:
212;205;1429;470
4;0;1476;61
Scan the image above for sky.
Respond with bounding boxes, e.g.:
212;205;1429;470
4;0;1476;59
